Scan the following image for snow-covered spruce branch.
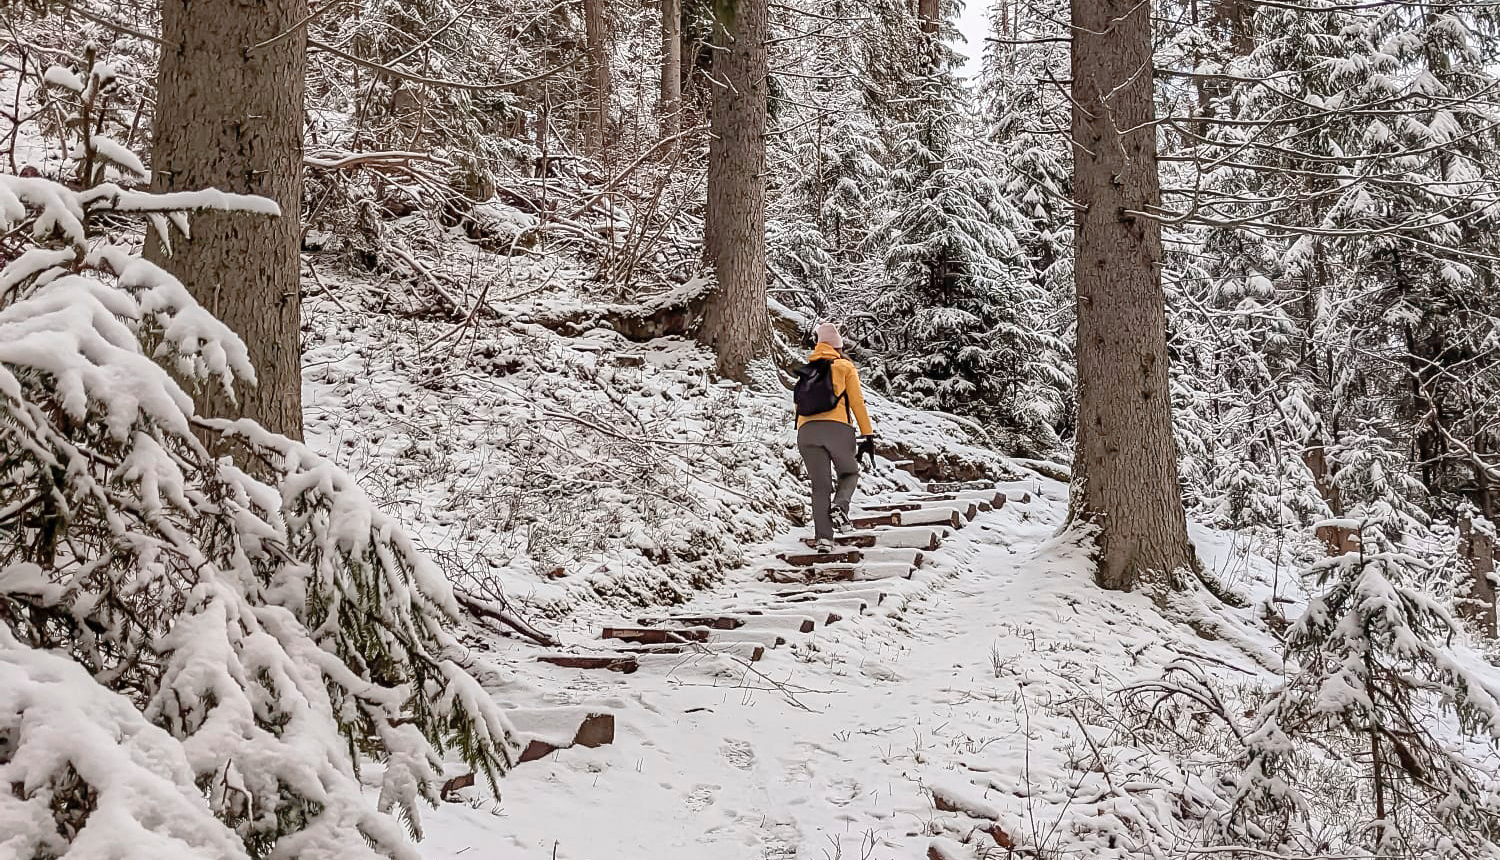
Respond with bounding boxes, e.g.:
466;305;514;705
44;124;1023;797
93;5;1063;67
0;113;517;857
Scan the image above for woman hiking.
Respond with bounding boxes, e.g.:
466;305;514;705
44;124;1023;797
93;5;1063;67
793;323;875;553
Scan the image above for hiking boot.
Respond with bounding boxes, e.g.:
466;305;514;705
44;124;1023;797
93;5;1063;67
814;538;835;554
830;508;854;534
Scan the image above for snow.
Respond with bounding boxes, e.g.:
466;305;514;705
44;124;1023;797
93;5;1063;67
390;471;1297;860
0;627;251;860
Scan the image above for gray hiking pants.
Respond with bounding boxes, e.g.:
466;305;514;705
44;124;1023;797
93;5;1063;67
798;420;859;541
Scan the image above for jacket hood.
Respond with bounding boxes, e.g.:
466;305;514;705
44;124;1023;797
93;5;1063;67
809;342;844;361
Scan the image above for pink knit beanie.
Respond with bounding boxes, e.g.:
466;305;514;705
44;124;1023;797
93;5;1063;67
815;322;843;349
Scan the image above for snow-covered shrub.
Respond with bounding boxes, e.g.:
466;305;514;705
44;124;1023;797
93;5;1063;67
1223;514;1500;855
0;56;515;859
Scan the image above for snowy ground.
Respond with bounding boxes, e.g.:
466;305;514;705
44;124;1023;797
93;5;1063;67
401;472;1291;860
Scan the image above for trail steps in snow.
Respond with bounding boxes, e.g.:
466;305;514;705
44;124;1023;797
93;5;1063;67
529;464;1020;679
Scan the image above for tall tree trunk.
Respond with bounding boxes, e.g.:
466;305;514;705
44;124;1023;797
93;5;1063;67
148;0;307;440
1460;515;1497;639
917;0;940;33
584;0;611;153
660;0;682;139
1067;0;1196;590
699;0;769;379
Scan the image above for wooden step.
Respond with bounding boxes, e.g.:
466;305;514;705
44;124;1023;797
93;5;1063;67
625;641;765;662
635;614;745;631
861;547;924;568
914;490;1006;510
893;508;961;528
858;501;923;513
762;563;913;584
507;708;616;763
537;654;639;673
799;533;878;549
601;626;712;645
778;549;862;567
889;459;916;472
771;585;888;604
801;527;941;551
926;480;996;494
851;512;898;529
762;566;858;584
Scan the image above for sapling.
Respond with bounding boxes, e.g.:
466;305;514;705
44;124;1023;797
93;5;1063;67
1224;509;1500;856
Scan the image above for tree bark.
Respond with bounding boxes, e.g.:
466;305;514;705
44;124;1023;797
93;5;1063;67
699;0;769;379
1067;0;1196;591
584;0;611;153
917;0;940;33
1460;516;1497;639
660;0;682;139
148;0;307;440
1303;442;1360;555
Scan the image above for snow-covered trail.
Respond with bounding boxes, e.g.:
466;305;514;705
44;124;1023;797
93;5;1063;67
419;475;1282;860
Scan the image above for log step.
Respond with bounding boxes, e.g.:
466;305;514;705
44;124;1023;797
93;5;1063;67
801;528;940;551
537;654;639;673
852;513;898;529
761;563;914;583
778;549;862;567
634;614;746;631
507;709;616;763
601;626;712;645
771;585;888;605
893;508;961;529
861;547;925;568
926;480;996;493
636;613;815;633
913;490;1006;510
762;566;858;584
800;533;878;549
626;642;765;662
858;502;923;513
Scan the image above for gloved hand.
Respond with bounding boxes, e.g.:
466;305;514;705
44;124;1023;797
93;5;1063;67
856;434;876;468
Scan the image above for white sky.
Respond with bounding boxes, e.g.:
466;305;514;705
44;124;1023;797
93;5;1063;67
955;0;990;80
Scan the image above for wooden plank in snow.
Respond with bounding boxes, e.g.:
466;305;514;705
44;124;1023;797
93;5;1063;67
761;566;858;584
800;533;878;549
777;549;862;567
634;614;745;630
861;547;924;568
858;501;923;513
926;480;996;493
851;512;898;529
893;508;961;528
601;626;712;645
510;710;616;763
537;654;639;673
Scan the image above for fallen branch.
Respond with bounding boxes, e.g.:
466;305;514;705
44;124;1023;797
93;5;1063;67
305;150;452;171
455;589;561;648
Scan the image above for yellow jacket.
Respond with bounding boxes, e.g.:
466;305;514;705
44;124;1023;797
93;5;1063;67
797;342;874;435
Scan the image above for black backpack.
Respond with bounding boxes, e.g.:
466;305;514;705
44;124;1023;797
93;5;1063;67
793;359;845;417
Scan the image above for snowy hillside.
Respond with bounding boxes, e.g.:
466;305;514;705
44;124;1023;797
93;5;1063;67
374;459;1278;859
292;284;1488;859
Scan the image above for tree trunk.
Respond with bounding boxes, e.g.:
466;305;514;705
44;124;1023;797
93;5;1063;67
699;0;769;379
660;0;682;139
1067;0;1196;591
1303;442;1360;555
917;0;940;33
148;0;307;440
1460;515;1497;639
584;0;611;153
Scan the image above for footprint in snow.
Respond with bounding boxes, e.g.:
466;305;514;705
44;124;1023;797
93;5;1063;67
825;777;861;807
719;739;756;770
685;783;720;811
